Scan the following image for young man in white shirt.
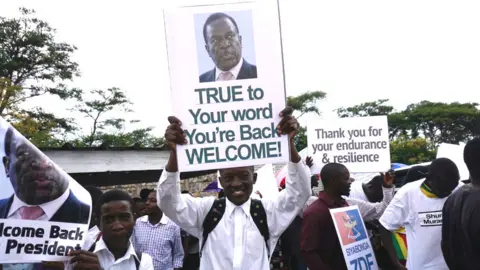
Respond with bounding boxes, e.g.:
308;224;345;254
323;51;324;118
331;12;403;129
68;190;154;270
379;158;462;270
158;107;311;270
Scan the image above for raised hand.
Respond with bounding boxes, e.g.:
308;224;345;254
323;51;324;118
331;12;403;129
164;116;187;152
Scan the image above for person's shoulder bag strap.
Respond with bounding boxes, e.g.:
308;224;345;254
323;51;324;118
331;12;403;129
250;199;270;257
200;198;226;256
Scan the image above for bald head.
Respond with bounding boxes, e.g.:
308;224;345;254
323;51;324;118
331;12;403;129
321;163;348;187
320;163;352;196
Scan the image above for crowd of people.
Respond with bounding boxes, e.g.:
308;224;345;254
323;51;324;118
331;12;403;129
1;108;479;270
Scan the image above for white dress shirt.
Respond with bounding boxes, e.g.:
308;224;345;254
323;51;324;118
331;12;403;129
66;238;154;270
157;161;311;270
7;188;70;220
345;186;395;222
83;225;101;250
215;58;244;81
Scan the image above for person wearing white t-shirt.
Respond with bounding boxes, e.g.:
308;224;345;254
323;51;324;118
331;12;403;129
379;158;462;270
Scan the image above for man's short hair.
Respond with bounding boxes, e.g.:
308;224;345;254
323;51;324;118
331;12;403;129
320;163;347;187
181;190;190;194
96;189;134;218
464;137;480;179
4;127;15;157
84;186;103;206
139;188;152;201
133;197;144;203
203;12;239;43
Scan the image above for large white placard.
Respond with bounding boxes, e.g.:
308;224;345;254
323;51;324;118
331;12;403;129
164;0;289;172
330;205;378;270
307;116;390;173
0;117;92;264
0;219;88;263
436;143;469;181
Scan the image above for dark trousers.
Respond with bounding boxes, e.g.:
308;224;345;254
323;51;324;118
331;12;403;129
286;254;307;270
184;253;200;270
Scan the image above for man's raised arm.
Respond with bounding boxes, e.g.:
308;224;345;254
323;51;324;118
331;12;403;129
157;116;214;238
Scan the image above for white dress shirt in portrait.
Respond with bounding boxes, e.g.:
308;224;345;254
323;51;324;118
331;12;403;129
215;57;244;81
157;161;311;270
7;188;70;220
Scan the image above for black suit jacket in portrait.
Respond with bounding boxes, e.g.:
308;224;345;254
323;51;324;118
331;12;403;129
0;190;90;224
199;58;257;83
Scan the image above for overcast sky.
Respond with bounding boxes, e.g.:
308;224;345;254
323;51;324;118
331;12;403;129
2;0;480;136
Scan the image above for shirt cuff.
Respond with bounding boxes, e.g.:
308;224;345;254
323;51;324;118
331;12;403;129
382;186;395;192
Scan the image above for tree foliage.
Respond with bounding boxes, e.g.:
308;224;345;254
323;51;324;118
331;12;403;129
336;99;480;164
390;136;436;165
73;87;163;147
0;8;81;116
402;101;480;144
10;107;76;147
288;91;327;151
287;91;326;118
336;99;394;118
0;7;163;148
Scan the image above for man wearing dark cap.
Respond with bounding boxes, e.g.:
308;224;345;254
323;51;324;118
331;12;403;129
379;158;462;270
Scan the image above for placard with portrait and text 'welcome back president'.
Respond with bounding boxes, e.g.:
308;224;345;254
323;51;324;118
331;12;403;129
0;117;92;265
164;0;288;172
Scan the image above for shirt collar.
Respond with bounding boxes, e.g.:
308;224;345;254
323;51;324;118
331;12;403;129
225;197;251;218
94;237;139;263
89;225;100;235
8;188;70;219
139;214;169;225
215;57;243;81
318;192;347;208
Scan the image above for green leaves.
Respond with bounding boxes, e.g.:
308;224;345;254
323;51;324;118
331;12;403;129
287;91;327;151
336;99;480;164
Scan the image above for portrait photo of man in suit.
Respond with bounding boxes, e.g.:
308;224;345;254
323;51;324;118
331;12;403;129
0;127;90;224
199;12;257;82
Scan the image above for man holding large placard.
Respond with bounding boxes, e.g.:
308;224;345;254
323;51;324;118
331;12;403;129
157;106;311;270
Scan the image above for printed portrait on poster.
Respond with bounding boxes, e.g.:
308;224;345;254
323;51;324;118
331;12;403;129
0;125;90;224
195;10;257;83
0;118;92;264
